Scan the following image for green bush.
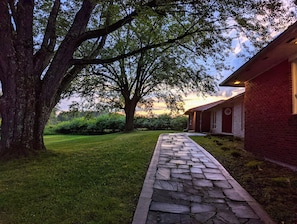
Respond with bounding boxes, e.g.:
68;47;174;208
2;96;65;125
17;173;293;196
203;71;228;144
134;116;150;130
53;113;125;135
46;113;188;135
134;114;183;130
170;116;187;131
54;120;72;134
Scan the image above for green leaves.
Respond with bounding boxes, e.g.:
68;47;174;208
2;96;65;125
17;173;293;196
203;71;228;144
61;0;296;115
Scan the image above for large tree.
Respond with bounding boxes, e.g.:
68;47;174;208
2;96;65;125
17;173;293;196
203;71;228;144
66;22;218;131
0;0;295;158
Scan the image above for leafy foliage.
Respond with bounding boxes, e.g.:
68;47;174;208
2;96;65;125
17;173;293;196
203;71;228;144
45;113;187;134
62;0;297;131
52;113;125;134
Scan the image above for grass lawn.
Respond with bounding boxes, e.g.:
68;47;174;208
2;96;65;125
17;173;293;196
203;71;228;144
1;132;296;224
191;135;297;224
0;131;170;224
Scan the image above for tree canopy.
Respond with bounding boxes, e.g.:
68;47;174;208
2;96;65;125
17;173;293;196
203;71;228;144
63;0;297;131
0;0;296;157
65;20;218;130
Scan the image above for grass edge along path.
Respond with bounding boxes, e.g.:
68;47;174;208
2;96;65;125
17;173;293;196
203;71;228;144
0;131;171;224
191;135;297;224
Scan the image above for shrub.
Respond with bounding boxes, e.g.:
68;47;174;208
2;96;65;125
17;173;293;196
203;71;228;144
54;120;72;134
47;113;187;134
134;116;150;130
54;113;125;135
170;116;187;131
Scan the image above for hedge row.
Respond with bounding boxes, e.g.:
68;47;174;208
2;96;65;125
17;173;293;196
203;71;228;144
134;115;187;131
45;114;187;135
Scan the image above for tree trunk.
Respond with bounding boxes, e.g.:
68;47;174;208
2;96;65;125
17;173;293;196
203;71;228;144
0;65;51;158
0;97;49;158
0;0;49;158
0;0;95;159
124;99;138;132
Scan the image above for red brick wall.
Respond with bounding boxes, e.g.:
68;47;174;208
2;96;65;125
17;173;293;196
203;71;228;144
245;60;297;168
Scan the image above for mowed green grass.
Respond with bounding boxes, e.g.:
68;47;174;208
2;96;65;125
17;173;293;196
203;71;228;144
0;131;169;224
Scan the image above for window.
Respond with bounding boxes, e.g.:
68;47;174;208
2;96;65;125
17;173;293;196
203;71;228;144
292;61;297;114
189;114;193;126
212;111;217;129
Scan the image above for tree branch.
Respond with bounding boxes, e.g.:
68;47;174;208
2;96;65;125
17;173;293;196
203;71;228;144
71;29;197;65
33;0;60;75
41;0;60;51
42;0;95;107
0;1;15;80
76;0;158;44
78;11;137;43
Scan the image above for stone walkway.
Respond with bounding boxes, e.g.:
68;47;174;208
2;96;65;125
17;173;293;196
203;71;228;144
132;133;275;224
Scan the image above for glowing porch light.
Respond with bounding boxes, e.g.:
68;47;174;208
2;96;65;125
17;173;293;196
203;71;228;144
234;80;241;85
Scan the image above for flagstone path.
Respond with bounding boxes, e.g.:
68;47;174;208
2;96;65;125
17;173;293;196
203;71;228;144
132;133;275;224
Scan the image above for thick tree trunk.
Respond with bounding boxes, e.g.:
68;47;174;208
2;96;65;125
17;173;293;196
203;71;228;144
0;98;49;157
0;0;49;158
0;0;96;159
124;99;138;132
0;66;51;158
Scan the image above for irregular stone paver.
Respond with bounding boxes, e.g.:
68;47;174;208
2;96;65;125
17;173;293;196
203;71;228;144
132;133;275;224
216;210;239;223
194;212;216;223
203;168;222;173
213;180;232;189
204;172;226;180
191;203;216;213
171;168;189;174
171;173;192;180
207;188;225;198
192;179;213;187
154;180;183;191
156;167;171;180
224;189;245;201
190;167;203;173
228;201;259;219
150;202;190;214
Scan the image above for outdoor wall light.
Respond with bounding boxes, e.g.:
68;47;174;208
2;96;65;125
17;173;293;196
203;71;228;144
234;80;241;85
287;37;297;44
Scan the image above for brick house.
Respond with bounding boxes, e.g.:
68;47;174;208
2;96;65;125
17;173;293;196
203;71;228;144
185;93;244;138
185;100;224;133
221;22;297;169
207;93;245;139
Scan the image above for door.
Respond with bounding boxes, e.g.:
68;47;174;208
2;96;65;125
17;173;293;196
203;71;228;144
222;107;232;133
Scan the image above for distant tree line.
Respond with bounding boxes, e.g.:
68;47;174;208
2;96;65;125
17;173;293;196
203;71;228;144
45;112;187;135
